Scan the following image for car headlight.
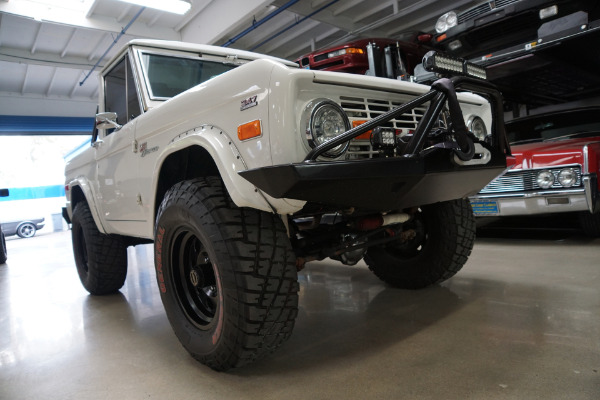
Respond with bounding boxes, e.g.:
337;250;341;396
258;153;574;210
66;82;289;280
303;99;350;158
435;11;458;34
328;48;364;58
466;116;488;141
557;168;576;187
537;170;555;189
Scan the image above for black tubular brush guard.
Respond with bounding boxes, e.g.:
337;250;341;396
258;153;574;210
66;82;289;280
239;76;510;212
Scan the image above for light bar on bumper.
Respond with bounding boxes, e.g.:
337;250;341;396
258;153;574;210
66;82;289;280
422;51;487;80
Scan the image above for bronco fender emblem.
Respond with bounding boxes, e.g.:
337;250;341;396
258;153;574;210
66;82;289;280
140;142;159;157
241;95;258;111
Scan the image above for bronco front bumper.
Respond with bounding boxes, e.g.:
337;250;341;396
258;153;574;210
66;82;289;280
240;148;507;211
240;76;510;212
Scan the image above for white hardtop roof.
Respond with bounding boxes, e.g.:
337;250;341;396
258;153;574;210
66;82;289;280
125;39;298;68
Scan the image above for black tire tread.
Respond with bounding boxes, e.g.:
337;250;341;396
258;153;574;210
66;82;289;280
579;211;600;237
157;177;298;371
72;203;127;295
0;230;7;264
365;199;475;289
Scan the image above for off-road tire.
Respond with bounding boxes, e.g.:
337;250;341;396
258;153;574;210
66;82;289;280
0;230;7;264
155;177;298;371
578;211;600;237
71;202;128;294
364;199;475;289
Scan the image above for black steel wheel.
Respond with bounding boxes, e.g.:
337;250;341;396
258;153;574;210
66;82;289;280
364;199;475;289
16;222;36;238
71;202;128;294
171;229;219;329
155;177;298;371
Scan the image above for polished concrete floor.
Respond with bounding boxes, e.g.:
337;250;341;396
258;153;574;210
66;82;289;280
1;222;599;399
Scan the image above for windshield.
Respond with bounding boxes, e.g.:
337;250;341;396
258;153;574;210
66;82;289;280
507;109;600;144
140;52;237;99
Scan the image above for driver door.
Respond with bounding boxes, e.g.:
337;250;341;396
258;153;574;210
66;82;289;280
94;53;144;236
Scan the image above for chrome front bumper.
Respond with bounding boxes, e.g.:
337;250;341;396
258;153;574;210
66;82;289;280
470;175;598;216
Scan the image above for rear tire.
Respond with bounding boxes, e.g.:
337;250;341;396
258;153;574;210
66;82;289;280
364;199;475;289
71;202;128;294
155;177;298;371
578;211;600;237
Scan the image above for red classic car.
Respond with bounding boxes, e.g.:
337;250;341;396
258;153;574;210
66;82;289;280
294;37;429;78
470;107;600;236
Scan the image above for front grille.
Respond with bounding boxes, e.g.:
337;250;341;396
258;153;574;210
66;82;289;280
311;59;344;70
457;0;521;24
480;165;583;194
459;3;492;23
463;11;537;48
340;96;427;158
314;53;329;62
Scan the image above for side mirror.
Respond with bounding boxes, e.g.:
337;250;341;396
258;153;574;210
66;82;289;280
0;188;9;197
95;112;122;130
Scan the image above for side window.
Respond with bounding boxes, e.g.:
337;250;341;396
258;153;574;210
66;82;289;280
104;55;141;134
127;57;141;120
104;58;127;128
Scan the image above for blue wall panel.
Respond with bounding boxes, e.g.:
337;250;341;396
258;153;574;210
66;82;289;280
0;115;94;136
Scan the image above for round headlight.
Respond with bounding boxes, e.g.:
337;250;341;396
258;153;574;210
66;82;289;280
435;11;458;34
304;99;350;158
467;116;488;141
557;168;576;187
537;170;555;189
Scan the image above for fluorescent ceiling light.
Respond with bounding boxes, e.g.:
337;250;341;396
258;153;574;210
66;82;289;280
116;0;191;15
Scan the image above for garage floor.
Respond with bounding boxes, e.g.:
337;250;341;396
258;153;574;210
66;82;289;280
1;224;599;399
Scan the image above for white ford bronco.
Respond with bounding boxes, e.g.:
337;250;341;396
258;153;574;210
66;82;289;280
64;40;509;371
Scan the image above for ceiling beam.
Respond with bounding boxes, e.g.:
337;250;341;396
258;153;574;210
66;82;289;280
45;67;58;96
31;23;44;54
21;64;30;95
88;33;111;62
0;3;179;41
1;47;98;70
284;25;342;57
90;85;99;100
117;5;133;23
69;72;82;98
180;0;274;45
61;29;77;58
352;1;392;23
147;13;161;28
262;19;321;53
86;0;101;18
174;0;214;32
332;0;361;16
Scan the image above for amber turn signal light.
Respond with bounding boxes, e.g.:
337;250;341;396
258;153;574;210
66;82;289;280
238;120;262;141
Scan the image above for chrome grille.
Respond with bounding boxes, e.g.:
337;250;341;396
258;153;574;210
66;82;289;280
480;165;583;194
458;0;521;24
458;3;492;24
340;96;427;158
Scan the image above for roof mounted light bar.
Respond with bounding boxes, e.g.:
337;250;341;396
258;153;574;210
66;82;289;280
422;51;487;80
